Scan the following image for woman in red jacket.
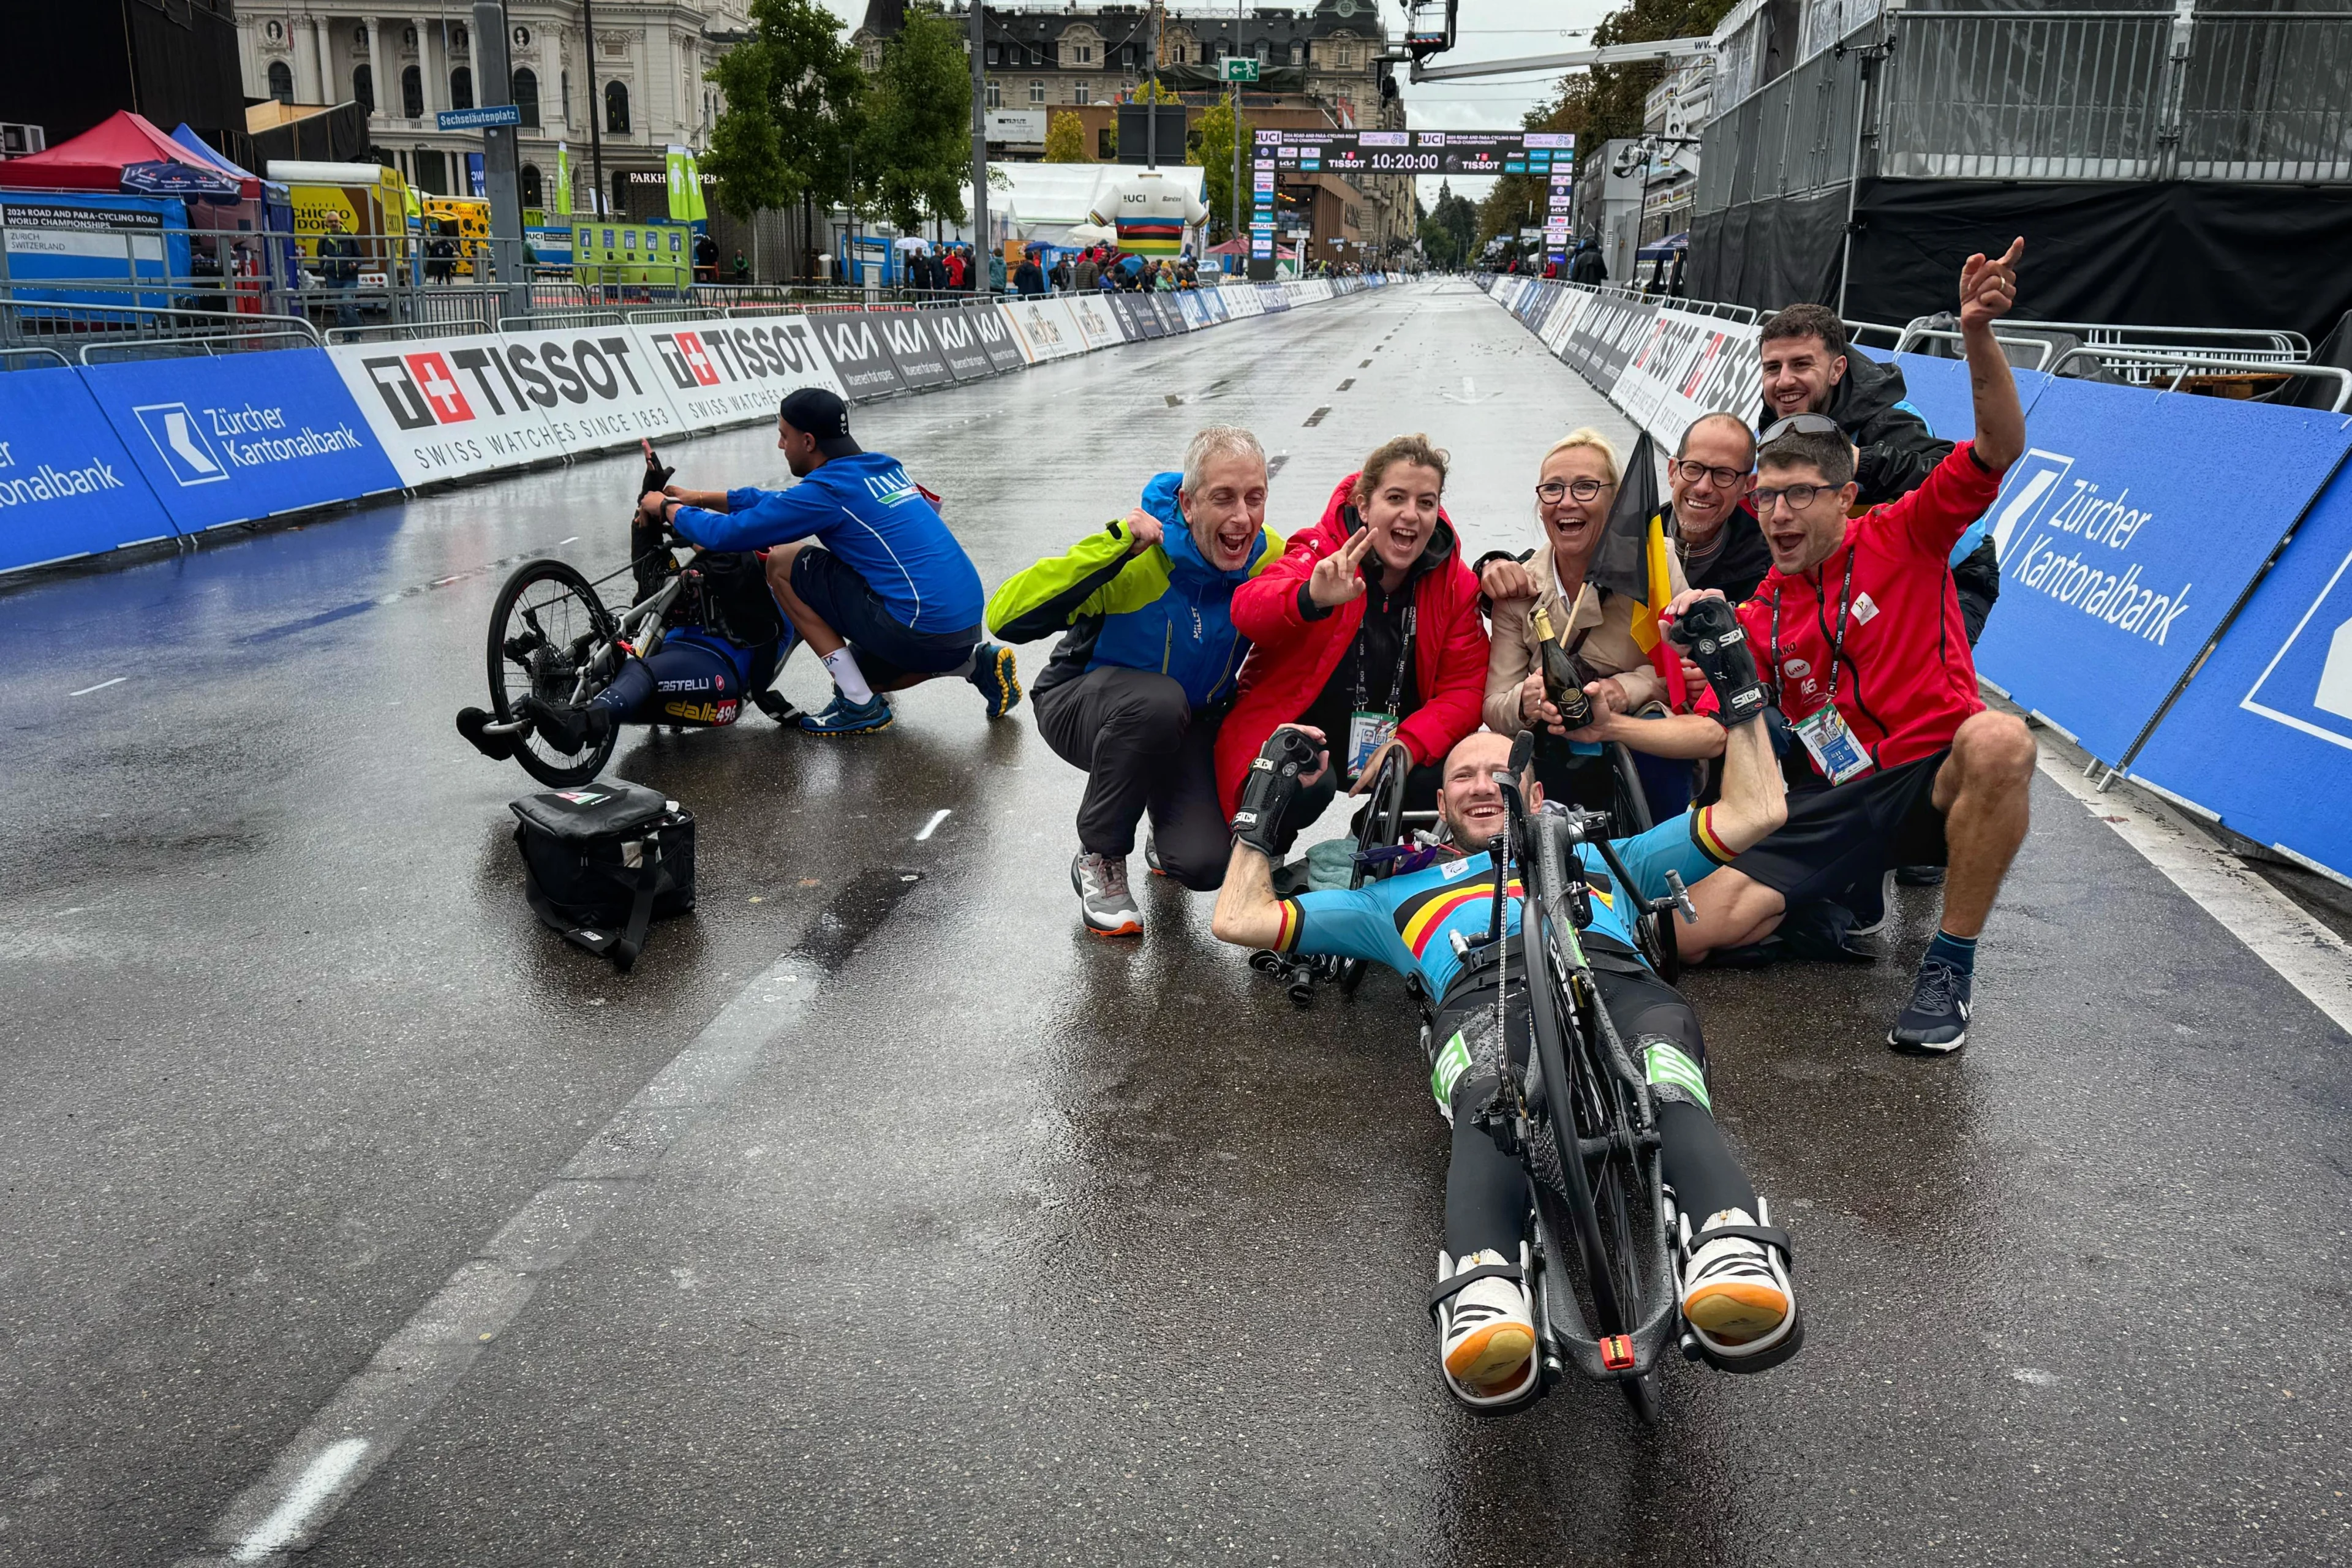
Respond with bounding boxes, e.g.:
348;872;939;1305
1216;433;1491;850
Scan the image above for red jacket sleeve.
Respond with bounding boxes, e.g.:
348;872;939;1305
1396;569;1492;767
1230;531;1325;646
1880;440;2005;561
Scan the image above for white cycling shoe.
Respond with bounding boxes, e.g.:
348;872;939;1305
1431;1245;1540;1409
1679;1199;1803;1371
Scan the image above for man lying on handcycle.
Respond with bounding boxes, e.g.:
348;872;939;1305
1210;595;1802;1409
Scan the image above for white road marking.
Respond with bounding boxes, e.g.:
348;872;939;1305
2038;744;2352;1035
183;943;848;1565
69;677;127;697
914;808;952;842
557;535;579;545
227;1439;367;1564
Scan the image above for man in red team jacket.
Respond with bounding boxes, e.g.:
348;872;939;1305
1676;239;2039;1054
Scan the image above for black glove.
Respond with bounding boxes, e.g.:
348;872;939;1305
1231;728;1322;858
1668;596;1769;727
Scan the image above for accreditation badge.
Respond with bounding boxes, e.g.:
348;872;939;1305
1792;701;1872;785
1347;709;1400;782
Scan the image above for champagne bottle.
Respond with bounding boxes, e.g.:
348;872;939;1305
1529;602;1593;730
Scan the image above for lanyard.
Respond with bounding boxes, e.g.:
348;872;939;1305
1770;547;1856;707
1353;595;1416;715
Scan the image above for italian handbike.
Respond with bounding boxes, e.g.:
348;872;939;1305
455;440;799;786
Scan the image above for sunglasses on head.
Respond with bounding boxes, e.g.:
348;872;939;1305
1758;412;1844;445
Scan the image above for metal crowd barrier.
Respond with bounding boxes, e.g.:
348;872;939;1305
2044;344;2352;412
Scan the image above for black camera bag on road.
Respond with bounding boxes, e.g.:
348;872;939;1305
510;780;696;971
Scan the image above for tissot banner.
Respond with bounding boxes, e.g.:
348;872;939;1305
629;314;845;430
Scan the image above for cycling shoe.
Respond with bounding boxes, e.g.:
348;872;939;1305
1679;1199;1803;1374
518;695;611;755
455;706;516;761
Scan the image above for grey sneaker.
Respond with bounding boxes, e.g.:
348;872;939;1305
1072;851;1141;937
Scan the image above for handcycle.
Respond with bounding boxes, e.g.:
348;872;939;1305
459;441;798;787
1465;731;1700;1422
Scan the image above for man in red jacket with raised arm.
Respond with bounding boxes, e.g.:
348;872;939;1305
1678;239;2040;1055
1215;434;1491;851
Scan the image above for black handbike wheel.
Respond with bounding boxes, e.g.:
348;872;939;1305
486;558;620;787
1523;876;1664;1424
1340;752;1412;998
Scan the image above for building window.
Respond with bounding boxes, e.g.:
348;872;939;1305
1074;81;1090;105
612;170;630;213
1291;40;1305;64
353;64;374;114
450;66;473;110
605;79;630;133
560;69;571;124
513;67;540;127
986;43;998;64
266;60;293;104
1256;42;1270;64
985;78;1001;108
521;164;541;206
1028;79;1044;104
1172;44;1187;64
862;44;881;70
1072;43;1093;64
401;65;423;118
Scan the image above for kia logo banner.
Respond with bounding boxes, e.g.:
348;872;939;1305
869;310;954;391
927;309;997;381
813;312;907;401
965;305;1027;374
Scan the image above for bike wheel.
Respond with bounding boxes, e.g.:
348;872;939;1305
486;559;620;788
1523;902;1665;1424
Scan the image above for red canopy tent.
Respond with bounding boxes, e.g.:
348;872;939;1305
0;110;228;192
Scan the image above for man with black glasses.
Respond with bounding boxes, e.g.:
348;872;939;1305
1667;412;1773;604
1678;242;2040;1055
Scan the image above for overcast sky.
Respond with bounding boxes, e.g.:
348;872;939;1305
815;1;1615;208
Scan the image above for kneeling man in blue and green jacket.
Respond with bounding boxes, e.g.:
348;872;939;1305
988;426;1282;937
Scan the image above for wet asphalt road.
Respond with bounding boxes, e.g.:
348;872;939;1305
3;283;2349;1567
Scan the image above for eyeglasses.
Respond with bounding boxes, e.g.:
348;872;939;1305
1672;459;1749;489
1536;477;1610;504
1752;482;1833;514
1758;412;1844;445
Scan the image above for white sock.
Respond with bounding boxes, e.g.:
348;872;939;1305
821;647;875;704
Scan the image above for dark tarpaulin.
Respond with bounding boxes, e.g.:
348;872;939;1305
1691;179;2352;342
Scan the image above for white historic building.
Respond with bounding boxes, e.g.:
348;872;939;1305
235;2;744;216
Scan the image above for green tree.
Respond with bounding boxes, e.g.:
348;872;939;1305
1042;109;1091;163
704;0;864;225
858;5;973;231
1187;95;1252;242
1430;179;1477;262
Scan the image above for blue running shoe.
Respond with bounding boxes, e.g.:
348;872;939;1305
798;691;893;737
968;641;1022;720
1888;956;1970;1054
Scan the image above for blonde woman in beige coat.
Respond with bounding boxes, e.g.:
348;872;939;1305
1482;426;1713;731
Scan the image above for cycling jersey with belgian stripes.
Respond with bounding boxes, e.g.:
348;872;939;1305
1268;810;1734;998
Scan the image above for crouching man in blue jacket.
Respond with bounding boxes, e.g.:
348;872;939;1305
641;387;1022;736
986;426;1281;937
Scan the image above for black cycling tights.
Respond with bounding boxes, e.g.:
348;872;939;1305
1439;965;1758;1260
589;639;746;725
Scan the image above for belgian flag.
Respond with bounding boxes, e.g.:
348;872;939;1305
1584;430;1687;709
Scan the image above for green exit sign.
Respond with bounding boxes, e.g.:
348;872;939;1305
1219;57;1259;81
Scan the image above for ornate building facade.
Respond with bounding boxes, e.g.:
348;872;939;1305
853;0;1415;261
234;2;744;217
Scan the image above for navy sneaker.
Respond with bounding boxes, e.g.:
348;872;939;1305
798;691;893;737
968;641;1022;720
1889;956;1971;1054
1896;864;1947;888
